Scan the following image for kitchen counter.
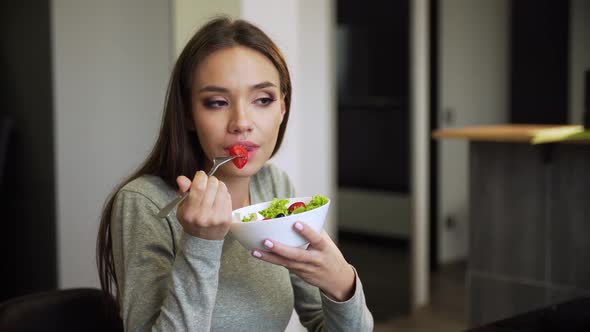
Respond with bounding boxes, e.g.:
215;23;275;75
434;125;590;328
432;124;590;143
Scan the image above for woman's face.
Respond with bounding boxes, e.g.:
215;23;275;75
191;46;285;177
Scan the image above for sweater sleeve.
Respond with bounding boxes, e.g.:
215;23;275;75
111;189;224;332
291;268;374;331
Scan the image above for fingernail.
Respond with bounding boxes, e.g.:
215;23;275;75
294;222;303;231
263;240;274;249
252;250;262;258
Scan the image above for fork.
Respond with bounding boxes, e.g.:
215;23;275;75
156;155;242;218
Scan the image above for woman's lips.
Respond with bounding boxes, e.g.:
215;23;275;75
226;142;259;152
235;141;259;150
225;142;259;161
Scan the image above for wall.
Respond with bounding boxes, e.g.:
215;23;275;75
52;0;172;288
438;0;509;263
173;0;240;56
569;0;590;124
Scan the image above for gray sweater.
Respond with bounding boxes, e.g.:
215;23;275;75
111;163;374;331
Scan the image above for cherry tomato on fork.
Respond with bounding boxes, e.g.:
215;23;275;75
229;145;248;168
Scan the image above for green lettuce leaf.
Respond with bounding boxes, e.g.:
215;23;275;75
258;198;290;219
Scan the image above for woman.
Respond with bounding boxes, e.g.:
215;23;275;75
97;17;373;331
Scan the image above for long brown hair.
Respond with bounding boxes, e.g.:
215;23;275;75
97;17;292;305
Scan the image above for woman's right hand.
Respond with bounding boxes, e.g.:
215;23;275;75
175;171;233;240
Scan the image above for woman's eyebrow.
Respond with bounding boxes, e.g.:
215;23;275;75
199;85;228;93
198;81;277;93
250;81;277;91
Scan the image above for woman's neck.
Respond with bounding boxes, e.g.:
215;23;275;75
216;174;250;209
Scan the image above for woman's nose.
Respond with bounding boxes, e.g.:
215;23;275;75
228;104;253;134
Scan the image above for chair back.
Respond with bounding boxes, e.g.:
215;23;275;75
0;288;123;332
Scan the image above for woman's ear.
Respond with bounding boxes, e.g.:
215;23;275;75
279;97;286;122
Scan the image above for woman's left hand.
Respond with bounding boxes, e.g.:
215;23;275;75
251;221;356;302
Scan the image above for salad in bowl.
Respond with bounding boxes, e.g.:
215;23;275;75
229;195;330;251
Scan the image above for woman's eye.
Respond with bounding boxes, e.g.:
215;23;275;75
204;100;227;108
254;97;275;106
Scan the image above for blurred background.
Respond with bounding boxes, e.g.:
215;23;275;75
1;0;589;331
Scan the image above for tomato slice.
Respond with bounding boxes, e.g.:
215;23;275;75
228;145;248;169
288;202;306;213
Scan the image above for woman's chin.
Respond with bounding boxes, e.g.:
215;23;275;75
236;162;264;176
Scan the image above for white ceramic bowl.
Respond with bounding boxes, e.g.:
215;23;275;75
229;196;331;251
